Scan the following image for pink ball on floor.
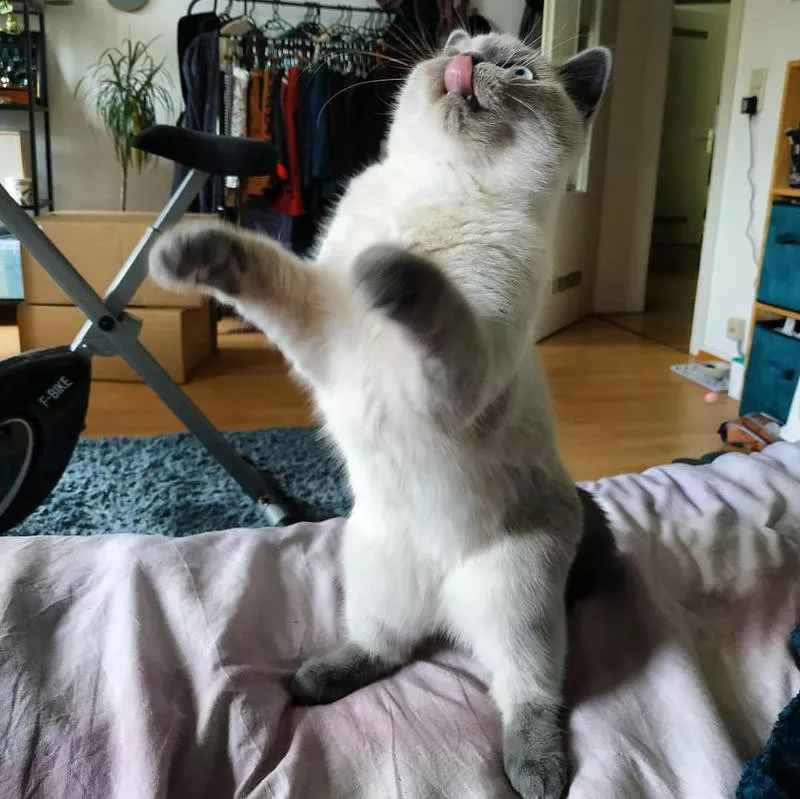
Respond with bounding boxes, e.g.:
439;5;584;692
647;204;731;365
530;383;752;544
704;391;719;404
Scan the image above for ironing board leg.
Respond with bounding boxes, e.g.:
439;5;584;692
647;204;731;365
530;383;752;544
98;324;297;527
98;169;210;318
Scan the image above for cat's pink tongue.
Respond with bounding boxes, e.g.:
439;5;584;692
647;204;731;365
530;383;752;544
444;54;473;96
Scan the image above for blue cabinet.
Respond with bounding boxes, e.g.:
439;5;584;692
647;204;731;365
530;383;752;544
741;321;800;423
758;201;800;313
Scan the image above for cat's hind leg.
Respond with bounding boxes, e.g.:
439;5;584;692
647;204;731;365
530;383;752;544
290;642;402;706
442;536;572;799
291;515;435;706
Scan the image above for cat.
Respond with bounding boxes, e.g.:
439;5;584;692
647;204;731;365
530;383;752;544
150;30;612;799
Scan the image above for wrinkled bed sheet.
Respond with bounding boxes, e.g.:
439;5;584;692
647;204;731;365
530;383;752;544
1;443;799;799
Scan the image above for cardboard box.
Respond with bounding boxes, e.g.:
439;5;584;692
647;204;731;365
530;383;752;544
17;303;215;384
0;131;32;180
21;212;213;308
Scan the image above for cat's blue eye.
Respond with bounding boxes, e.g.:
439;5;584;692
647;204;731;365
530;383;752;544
511;66;533;80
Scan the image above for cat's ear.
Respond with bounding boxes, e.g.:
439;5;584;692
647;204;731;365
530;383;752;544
557;47;612;121
444;28;470;52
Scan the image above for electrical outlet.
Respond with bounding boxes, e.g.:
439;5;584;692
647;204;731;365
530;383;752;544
552;270;583;294
727;317;746;342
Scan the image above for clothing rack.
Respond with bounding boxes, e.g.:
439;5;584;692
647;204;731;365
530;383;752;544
176;0;399;253
187;0;382;15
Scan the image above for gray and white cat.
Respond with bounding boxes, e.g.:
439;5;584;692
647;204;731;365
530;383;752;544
151;30;612;799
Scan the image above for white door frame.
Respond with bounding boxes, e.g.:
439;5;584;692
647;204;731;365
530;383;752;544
592;0;674;314
689;0;745;354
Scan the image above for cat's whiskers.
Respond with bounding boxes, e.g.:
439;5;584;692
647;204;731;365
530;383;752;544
548;31;589;58
315;77;405;127
351;50;418;73
506;92;548;128
408;3;438;58
390;23;435;64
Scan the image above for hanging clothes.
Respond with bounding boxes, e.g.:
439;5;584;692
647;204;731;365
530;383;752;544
384;0;440;58
174;29;222;214
219;16;255;69
185;6;401;252
469;12;492;35
177;11;220;104
520;0;545;46
274;66;305;218
245;67;272;196
437;0;470;37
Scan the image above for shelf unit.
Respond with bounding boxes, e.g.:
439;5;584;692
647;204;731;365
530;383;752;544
754;300;800;323
747;59;800;342
0;1;54;216
772;187;800;199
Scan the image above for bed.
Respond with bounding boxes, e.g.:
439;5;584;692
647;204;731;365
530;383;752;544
1;443;799;799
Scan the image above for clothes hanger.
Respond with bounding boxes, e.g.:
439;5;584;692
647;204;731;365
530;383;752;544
185;0;218;15
263;1;290;36
296;3;327;39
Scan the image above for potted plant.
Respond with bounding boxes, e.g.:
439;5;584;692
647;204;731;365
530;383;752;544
77;39;173;211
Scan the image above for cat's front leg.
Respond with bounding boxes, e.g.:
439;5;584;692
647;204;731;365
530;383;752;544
443;537;571;799
149;222;336;379
355;244;491;420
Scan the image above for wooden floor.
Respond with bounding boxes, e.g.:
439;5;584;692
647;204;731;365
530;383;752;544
604;243;701;353
1;316;737;482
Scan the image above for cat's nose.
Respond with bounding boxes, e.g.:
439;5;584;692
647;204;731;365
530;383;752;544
444;53;478;96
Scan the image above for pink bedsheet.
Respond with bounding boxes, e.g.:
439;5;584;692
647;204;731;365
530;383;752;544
1;443;799;798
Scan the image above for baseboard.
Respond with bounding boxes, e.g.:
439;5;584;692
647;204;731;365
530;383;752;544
696;349;728;363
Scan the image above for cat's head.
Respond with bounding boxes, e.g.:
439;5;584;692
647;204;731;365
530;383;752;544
388;31;611;190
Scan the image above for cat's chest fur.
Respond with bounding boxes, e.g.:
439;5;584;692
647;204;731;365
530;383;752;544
315;157;538;271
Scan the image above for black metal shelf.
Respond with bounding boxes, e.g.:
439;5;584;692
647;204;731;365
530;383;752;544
20;198;51;212
0;1;53;215
0;104;48;112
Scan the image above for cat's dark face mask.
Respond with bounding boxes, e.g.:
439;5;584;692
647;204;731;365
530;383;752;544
393;31;611;182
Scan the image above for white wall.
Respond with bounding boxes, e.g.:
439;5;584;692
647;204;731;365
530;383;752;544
696;0;800;359
45;0;183;211
472;0;525;34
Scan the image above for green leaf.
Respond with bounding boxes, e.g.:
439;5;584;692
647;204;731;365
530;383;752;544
75;36;174;177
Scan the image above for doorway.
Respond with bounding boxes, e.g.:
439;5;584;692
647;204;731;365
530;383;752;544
605;1;730;352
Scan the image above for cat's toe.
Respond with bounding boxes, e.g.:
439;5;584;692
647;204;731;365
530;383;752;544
290;658;339;706
504;702;569;799
504;749;568;799
150;225;248;296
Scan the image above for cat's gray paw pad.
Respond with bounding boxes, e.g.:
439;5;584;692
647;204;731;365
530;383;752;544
150;226;248;296
504;703;568;799
355;244;448;329
505;750;568;799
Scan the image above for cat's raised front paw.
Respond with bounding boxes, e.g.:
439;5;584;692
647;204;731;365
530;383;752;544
504;703;568;799
150;224;249;297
